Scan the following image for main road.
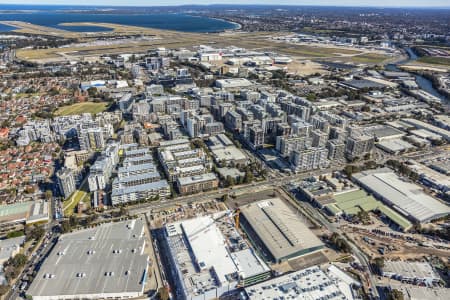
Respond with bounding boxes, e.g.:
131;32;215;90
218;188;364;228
128;165;343;215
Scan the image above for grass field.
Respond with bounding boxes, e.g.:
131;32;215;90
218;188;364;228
55;102;108;116
329;52;390;65
63;190;88;216
416;56;450;67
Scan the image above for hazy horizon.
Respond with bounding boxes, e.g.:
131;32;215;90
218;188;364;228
0;1;449;9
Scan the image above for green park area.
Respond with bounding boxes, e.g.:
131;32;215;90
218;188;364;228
63;190;88;216
55;102;108;116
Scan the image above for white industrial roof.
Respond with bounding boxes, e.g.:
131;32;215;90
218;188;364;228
353;168;450;223
231;249;270;279
181;215;236;284
383;261;440;281
165;213;270;299
245;265;355;300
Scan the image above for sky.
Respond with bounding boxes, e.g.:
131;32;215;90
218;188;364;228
1;0;449;8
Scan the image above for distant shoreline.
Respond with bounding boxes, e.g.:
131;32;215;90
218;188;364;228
0;12;236;33
205;16;242;31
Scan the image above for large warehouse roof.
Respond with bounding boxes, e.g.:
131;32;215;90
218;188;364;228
28;219;148;300
165;213;270;299
327;189;412;231
383;261;440;281
245;265;357;300
181;215;237;284
353;168;450;223
240;198;323;262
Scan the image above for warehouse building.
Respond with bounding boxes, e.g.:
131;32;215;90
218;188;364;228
362;125;406;141
215;78;253;90
27;219;149;300
244;265;359;300
239;198;324;263
325;189;412;231
406;160;450;193
403;118;450;141
208;134;247;166
164;213;271;300
0;200;49;233
382;261;440;286
353;168;450;223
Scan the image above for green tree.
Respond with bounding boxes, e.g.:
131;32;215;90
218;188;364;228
225;176;235;187
10;253;27;268
387;289;404;300
306;93;317;101
158;287;170;300
0;285;9;296
45;190;53;200
118;206;128;217
87;87;98;98
26;225;45;241
69;215;79;227
6;230;24;239
373;257;385;270
244;170;254;183
329;233;351;253
61;220;71;233
343;165;359;177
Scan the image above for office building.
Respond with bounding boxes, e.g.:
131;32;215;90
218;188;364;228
177;173;219;195
345;132;374;160
290;147;329;172
56;168;76;200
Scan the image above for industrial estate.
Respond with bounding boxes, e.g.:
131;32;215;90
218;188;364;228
0;3;449;300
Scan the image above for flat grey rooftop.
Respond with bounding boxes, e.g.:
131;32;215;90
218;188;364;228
240;198;323;261
112;180;169;196
353;168;450;223
383;261;440;280
177;172;217;186
27;219;148;299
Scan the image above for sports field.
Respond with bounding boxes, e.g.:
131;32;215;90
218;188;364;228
55;102;108;116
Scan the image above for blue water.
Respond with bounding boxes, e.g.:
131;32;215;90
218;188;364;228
0;5;237;33
386;48;448;102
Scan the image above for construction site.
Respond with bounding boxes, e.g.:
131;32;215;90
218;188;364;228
147;187;345;300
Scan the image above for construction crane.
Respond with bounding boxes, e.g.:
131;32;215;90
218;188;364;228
188;209;240;239
234;208;240;229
